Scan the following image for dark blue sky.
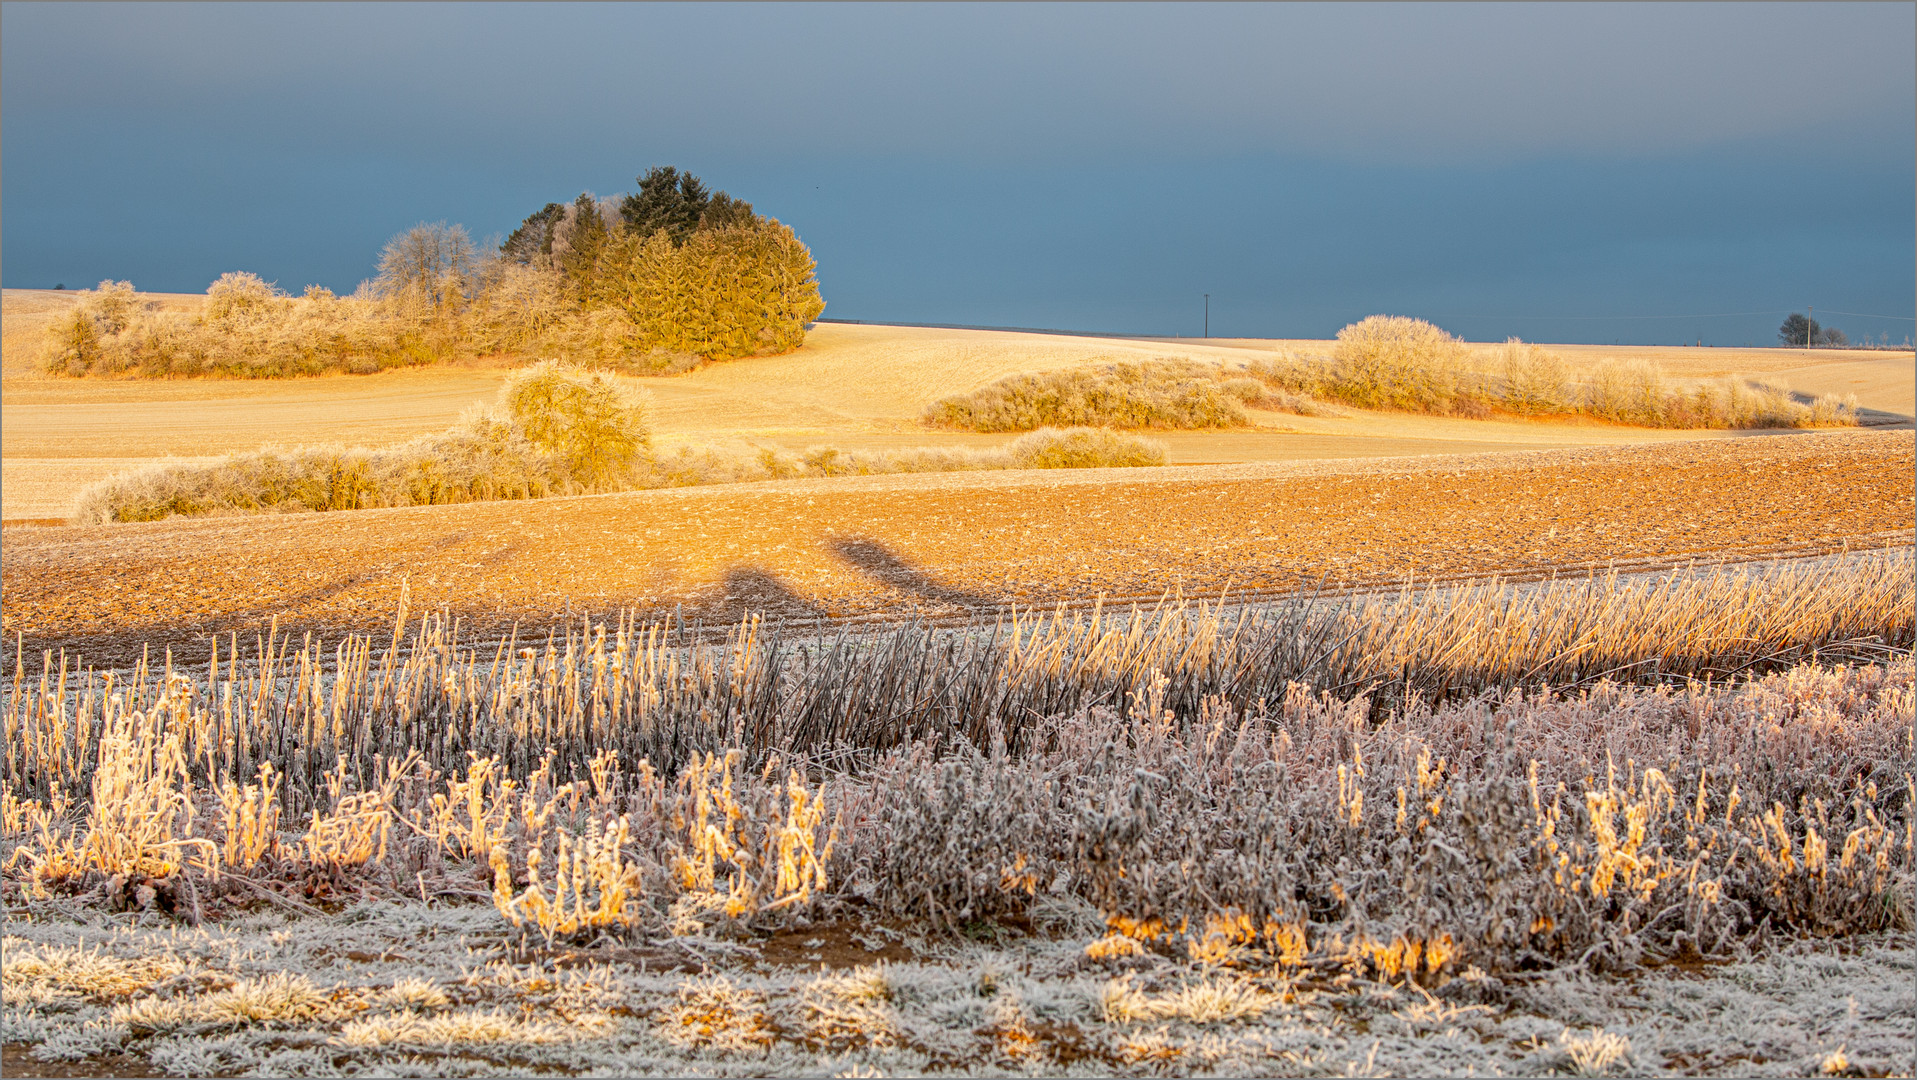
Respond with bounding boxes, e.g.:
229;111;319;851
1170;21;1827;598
4;2;1912;345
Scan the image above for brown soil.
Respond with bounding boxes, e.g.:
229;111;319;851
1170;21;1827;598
0;1044;158;1079
752;921;923;971
2;430;1910;667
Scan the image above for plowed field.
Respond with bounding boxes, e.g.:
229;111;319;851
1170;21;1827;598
4;429;1909;665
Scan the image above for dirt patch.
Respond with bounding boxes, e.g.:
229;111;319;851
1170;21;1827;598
3;430;1910;666
752;921;923;971
0;1044;158;1080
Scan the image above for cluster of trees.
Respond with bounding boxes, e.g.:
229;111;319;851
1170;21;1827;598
496;166;824;359
47;167;824;378
1777;312;1847;348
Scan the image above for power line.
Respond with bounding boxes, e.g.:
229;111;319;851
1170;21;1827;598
1814;309;1916;321
1425;310;1789;321
1430;308;1914;323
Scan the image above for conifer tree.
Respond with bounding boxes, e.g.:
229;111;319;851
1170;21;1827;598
699;191;756;231
594;217;823;359
619;166;747;244
554;194;612;301
500;202;567;266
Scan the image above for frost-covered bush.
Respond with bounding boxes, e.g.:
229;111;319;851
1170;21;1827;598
1006;426;1166;468
70;363;648;522
924;359;1251;432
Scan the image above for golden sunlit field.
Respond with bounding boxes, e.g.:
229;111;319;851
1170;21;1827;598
5;288;1912;522
3;286;1913;1078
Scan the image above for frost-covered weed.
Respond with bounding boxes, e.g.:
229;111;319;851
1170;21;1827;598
1;941;188;1007
656;974;774;1051
1558;1026;1634;1076
113;972;336;1035
6;558;1911;972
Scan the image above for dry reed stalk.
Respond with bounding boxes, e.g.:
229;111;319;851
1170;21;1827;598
5;557;1909;818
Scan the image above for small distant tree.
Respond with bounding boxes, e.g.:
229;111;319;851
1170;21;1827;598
81;279;140;334
378;222;477;310
1330;315;1470;412
51;309;102;374
699;191;757;230
1497;338;1571;415
1779;312;1847;348
1779;313;1815;346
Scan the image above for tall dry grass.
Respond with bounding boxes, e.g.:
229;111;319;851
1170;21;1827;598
5;556;1905;813
3;557;1909;967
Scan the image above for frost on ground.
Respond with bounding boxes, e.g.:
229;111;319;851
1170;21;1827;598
3;900;1911;1077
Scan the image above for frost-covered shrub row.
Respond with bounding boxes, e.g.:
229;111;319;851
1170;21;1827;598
69;362;1166;523
923;322;1859;433
46;275;463;379
924;359;1266;432
1248;316;1861;428
47;186;825;380
643;426;1165;489
68;362;646;523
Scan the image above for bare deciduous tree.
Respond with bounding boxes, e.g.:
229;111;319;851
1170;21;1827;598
377;222;477;310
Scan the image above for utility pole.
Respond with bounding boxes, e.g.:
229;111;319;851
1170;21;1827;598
1204;294;1209;338
1806;305;1813;350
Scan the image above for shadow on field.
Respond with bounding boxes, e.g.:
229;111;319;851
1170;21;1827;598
828;536;993;609
720;566;825;620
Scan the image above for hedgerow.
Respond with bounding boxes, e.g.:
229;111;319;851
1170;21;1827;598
1248;316;1862;428
70;362;1167;523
